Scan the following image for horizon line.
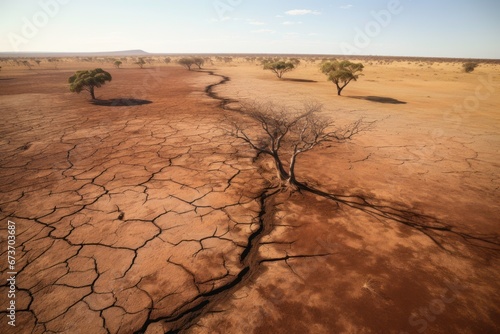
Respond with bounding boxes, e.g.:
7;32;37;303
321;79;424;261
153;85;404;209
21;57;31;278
0;50;499;62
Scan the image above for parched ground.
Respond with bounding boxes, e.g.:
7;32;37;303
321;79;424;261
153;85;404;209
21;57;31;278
0;65;268;333
1;59;499;334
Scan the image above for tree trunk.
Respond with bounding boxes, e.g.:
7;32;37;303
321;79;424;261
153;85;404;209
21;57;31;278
90;86;96;100
288;152;298;185
272;152;289;181
336;84;344;96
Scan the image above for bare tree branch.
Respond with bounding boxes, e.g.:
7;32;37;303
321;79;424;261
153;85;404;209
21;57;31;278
227;101;372;186
224;100;499;254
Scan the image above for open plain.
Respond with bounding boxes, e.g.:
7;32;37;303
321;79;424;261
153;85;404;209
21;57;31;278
1;57;499;334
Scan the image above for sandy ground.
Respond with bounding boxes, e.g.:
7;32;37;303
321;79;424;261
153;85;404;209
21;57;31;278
0;58;499;334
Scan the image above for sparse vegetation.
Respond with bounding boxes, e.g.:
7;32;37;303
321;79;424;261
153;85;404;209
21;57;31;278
263;61;296;79
47;57;60;69
289;58;301;67
178;57;195;70
192;57;205;69
135;58;146;69
22;60;33;70
321;60;364;96
463;62;479;73
114;60;123;69
68;68;112;100
216;56;233;64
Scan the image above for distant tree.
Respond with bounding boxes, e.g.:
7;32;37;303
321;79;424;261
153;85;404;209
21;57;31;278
289;58;301;66
35;60;41;66
114;60;123;68
321;60;364;96
135;58;146;69
22;60;33;70
261;57;281;65
263;61;296;79
192;57;205;69
164;57;171;64
463;62;478;73
178;57;195;70
204;57;214;65
47;57;60;69
68;68;112;100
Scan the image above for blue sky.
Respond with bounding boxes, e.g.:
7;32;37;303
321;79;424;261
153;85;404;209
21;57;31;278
0;0;499;58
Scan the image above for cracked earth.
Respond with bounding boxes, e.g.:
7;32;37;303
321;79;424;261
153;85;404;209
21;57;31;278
1;60;500;333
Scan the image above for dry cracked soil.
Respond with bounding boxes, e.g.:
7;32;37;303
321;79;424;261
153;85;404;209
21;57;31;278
1;59;499;334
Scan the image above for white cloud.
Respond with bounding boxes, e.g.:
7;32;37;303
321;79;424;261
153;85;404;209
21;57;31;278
208;17;231;23
282;21;302;25
209;16;244;23
252;29;276;34
248;20;266;25
285;9;321;16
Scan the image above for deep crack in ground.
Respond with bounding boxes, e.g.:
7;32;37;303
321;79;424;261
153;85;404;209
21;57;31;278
132;70;305;333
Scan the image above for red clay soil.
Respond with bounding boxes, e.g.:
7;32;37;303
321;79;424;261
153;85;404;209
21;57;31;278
0;61;499;334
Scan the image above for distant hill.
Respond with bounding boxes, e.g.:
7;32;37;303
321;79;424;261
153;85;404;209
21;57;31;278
0;50;150;58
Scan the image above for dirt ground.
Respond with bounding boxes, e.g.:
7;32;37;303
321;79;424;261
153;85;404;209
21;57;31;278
0;58;499;334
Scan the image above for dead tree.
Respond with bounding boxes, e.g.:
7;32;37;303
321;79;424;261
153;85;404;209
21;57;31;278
228;102;372;187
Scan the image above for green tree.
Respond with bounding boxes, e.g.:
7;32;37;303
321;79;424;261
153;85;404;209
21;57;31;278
114;60;122;68
68;68;112;100
463;62;478;73
321;60;364;96
263;61;295;79
164;57;171;64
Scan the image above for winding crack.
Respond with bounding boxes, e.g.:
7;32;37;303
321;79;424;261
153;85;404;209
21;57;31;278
133;70;335;333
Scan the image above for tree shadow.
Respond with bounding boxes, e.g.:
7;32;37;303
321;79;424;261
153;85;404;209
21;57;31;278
91;98;153;107
282;78;318;83
0;78;15;81
295;182;500;255
349;96;407;104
